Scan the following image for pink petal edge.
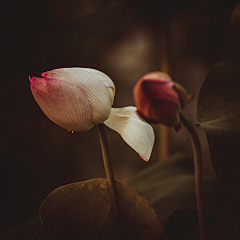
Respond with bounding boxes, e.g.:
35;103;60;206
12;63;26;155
139;154;149;162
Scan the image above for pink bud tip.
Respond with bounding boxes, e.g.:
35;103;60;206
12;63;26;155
41;72;47;77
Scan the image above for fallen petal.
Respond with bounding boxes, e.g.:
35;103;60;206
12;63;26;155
104;107;155;161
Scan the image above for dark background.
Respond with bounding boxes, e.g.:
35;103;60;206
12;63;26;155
0;0;239;238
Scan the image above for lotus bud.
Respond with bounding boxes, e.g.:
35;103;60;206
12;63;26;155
30;67;115;132
133;71;190;132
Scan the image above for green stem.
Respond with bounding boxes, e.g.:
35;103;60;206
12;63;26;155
179;112;208;240
97;123;121;240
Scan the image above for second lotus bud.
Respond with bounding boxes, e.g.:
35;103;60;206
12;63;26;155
133;71;190;131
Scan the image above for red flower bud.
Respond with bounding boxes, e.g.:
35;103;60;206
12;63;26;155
133;72;189;132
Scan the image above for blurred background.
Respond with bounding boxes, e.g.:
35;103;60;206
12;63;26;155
0;0;239;238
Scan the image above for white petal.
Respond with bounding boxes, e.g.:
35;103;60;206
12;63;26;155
81;68;115;105
104;106;155;161
42;68;115;124
30;76;94;132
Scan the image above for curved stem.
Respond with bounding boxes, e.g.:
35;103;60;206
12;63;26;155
97;123;121;240
179;112;208;240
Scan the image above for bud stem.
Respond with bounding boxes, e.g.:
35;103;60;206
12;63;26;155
179;112;208;240
97;123;121;239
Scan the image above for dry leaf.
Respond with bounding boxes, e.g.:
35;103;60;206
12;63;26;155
32;178;165;240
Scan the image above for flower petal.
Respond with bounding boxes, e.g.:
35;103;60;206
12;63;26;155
42;68;115;124
81;68;116;105
30;76;94;132
104;106;155;161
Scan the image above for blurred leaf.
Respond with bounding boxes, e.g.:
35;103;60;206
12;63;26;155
196;51;240;202
164;209;217;235
128;153;240;227
32;178;165;240
167;219;240;240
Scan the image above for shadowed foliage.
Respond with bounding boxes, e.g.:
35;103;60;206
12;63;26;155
33;178;165;240
197;51;240;202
